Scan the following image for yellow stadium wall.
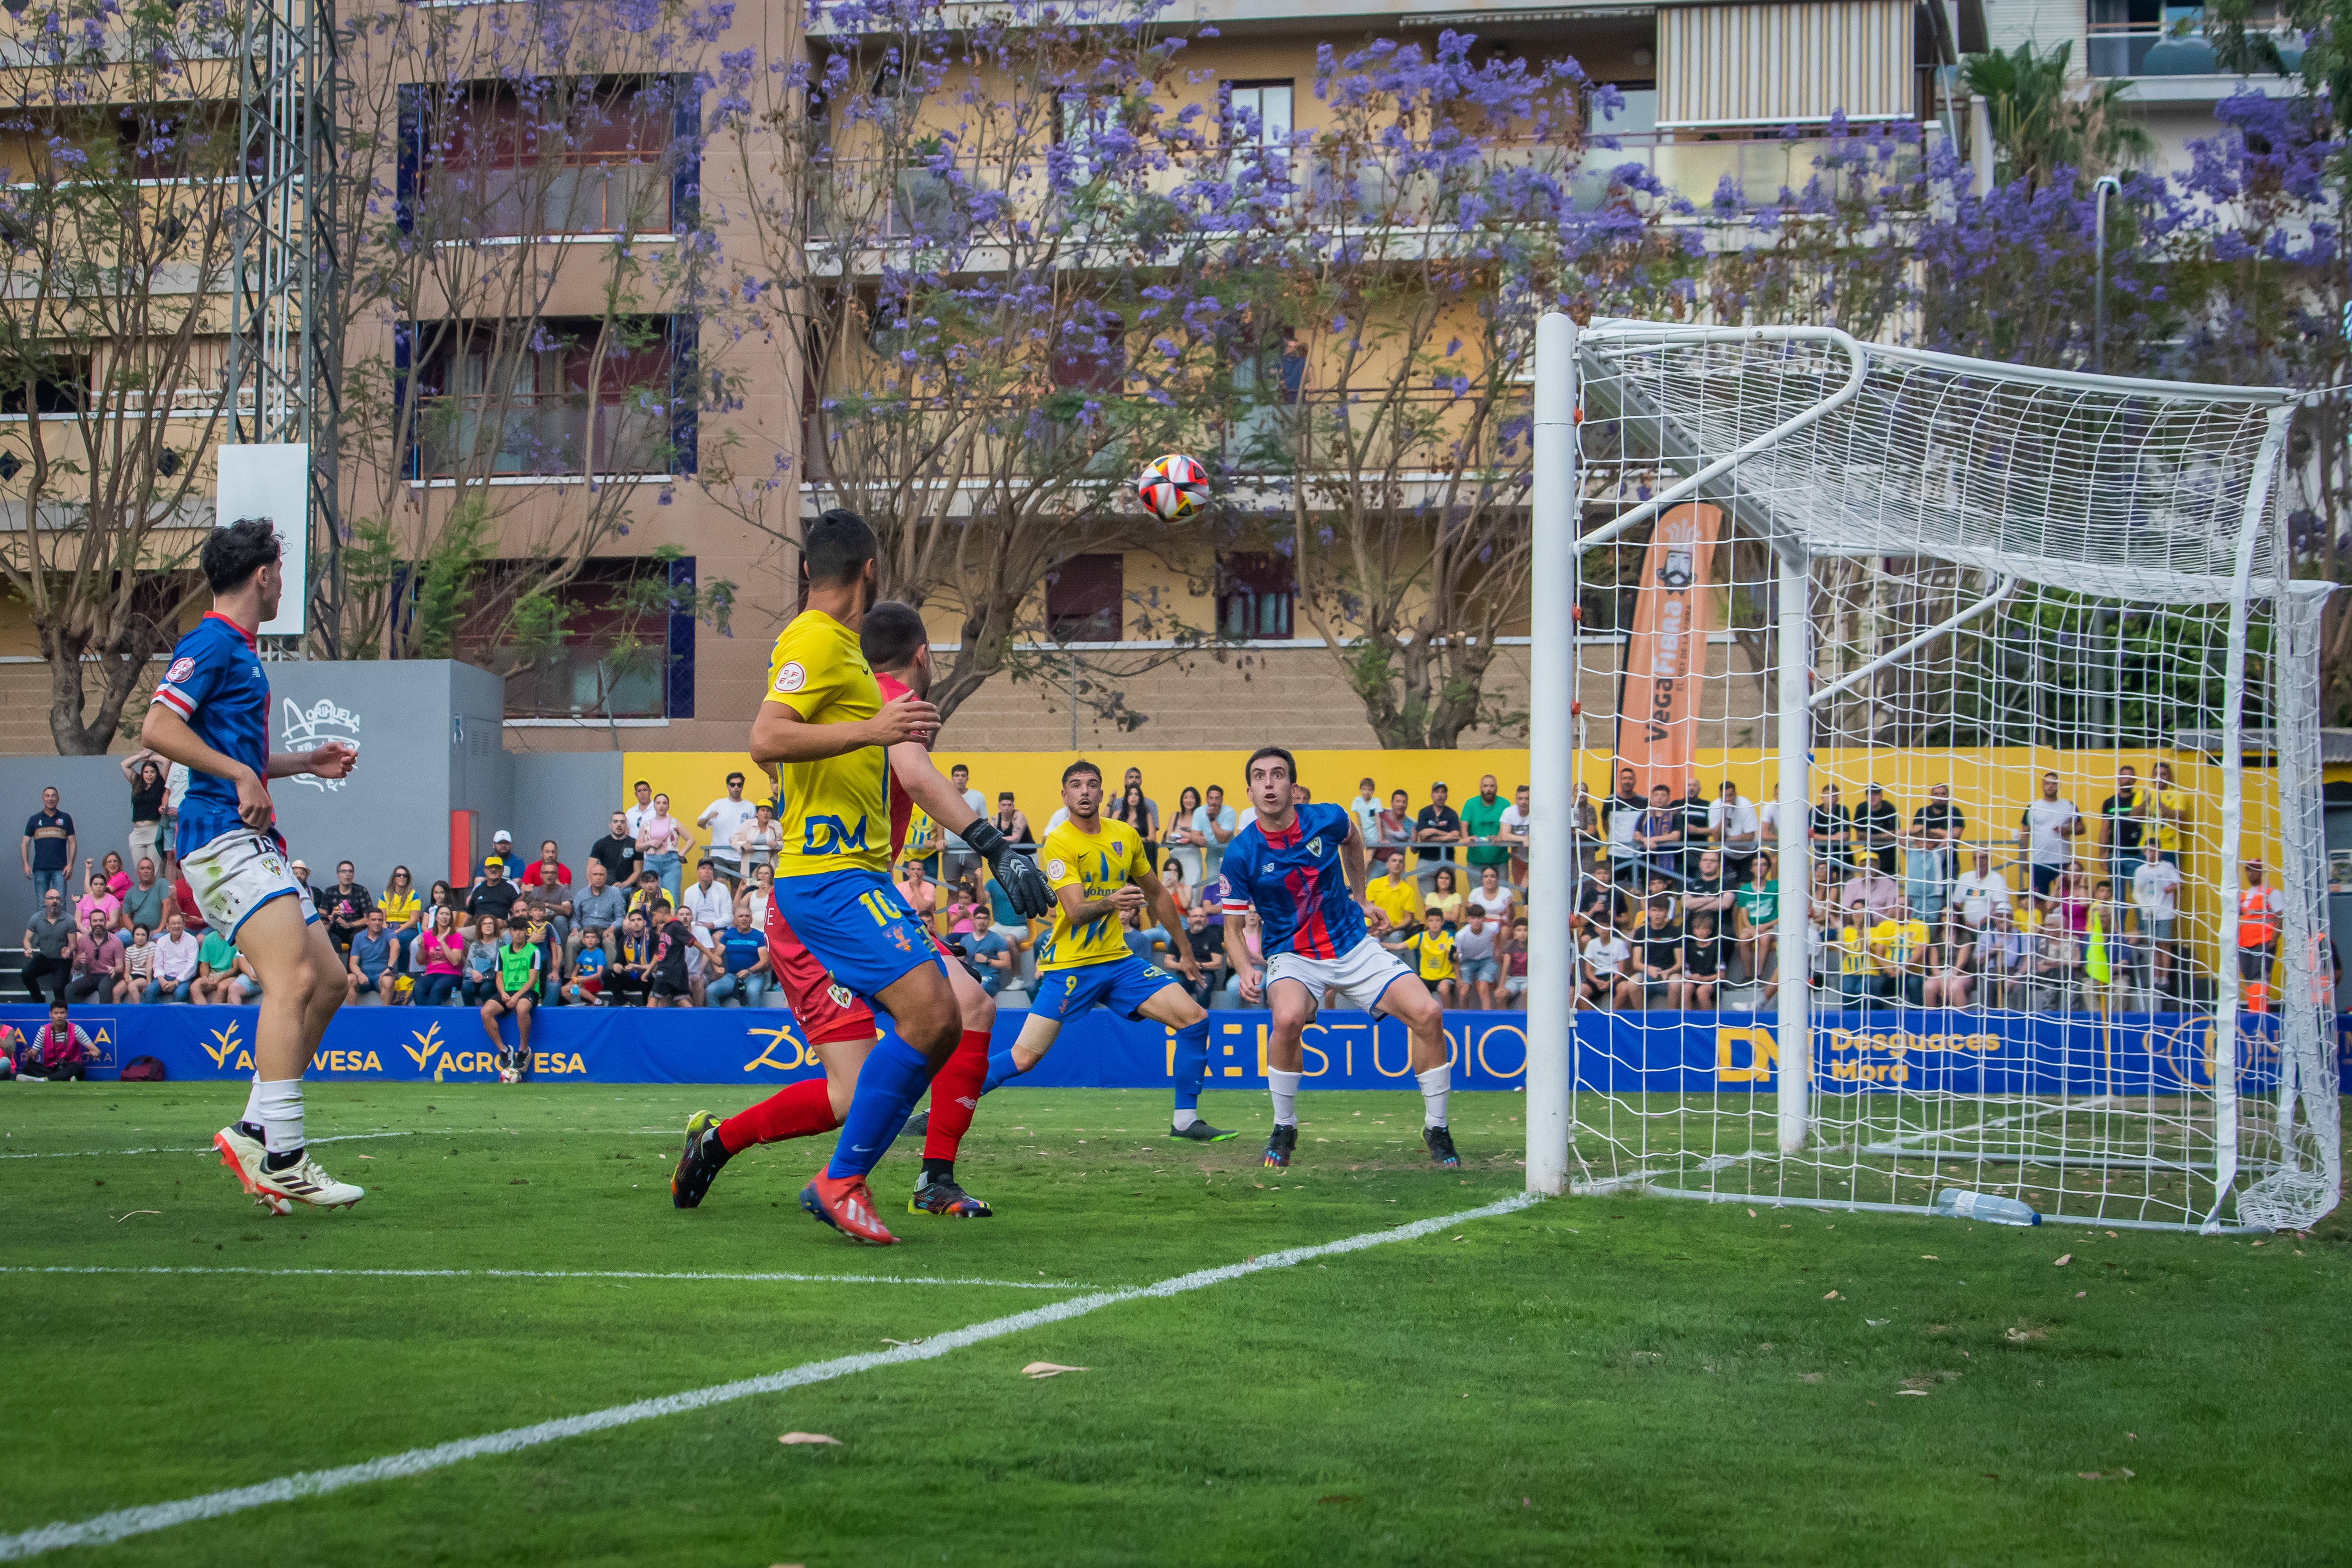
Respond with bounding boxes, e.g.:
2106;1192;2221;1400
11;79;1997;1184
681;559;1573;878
625;745;2337;973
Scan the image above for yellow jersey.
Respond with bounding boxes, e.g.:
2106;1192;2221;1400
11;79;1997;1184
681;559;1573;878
764;611;890;880
1036;816;1148;972
1404;928;1456;980
1868;918;1931;972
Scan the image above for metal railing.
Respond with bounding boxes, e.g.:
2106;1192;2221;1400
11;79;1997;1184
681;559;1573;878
2084;20;2299;78
432;160;670;238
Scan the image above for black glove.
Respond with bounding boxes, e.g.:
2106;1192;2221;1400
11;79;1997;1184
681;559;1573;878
964;818;1053;920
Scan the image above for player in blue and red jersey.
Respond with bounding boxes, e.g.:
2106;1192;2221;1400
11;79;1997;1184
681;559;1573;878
1219;745;1458;1170
141;517;367;1215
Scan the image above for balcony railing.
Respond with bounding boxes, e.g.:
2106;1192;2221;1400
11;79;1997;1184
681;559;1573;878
2085;20;2301;78
1223;387;1529;479
416;392;669;478
802;131;1929;251
436;160;670;239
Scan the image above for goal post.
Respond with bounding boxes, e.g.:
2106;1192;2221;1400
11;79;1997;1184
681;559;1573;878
1525;315;2340;1234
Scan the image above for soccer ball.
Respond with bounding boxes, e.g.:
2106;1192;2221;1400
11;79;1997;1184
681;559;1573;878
1136;453;1209;521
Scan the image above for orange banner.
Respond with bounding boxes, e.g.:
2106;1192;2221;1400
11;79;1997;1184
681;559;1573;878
1615;502;1723;799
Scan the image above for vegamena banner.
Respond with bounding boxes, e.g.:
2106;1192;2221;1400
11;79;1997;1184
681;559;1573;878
3;1006;2339;1094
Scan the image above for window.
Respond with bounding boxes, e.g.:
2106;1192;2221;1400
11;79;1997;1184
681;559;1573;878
1223;80;1293;195
413;317;682;477
1046;553;1123;642
116;104;238;180
0;350;88;415
1218;552;1294;640
455;558;685;720
435;80;676;237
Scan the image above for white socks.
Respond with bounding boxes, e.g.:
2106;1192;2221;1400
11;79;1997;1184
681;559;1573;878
1172;1109;1199;1131
1268;1069;1302;1127
1416;1063;1452;1129
252;1079;305;1155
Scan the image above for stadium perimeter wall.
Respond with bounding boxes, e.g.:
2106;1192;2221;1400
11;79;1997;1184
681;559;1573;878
0;662;620;895
8;1005;2335;1096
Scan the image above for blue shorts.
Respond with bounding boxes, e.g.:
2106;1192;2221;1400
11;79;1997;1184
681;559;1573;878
771;869;944;1002
1031;955;1179;1022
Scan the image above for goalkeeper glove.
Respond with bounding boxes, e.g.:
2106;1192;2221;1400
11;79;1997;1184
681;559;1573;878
963;818;1053;919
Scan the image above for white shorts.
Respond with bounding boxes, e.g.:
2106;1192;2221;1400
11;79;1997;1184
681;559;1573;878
1265;937;1417;1016
181;829;318;938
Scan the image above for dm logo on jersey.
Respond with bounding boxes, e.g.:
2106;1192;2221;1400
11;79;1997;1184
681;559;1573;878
281;697;361;793
802;815;870;855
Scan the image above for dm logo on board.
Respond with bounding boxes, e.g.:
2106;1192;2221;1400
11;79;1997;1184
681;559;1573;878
282;698;361;792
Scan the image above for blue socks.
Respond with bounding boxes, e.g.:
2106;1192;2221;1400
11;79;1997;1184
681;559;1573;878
980;1046;1023;1096
1172;1019;1209;1113
823;1038;936;1181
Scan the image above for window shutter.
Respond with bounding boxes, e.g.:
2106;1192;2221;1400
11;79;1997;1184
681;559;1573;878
396;84;424;233
670;72;701;234
393;322;414;480
666;555;697;719
1657;0;1916;129
667;314;698;476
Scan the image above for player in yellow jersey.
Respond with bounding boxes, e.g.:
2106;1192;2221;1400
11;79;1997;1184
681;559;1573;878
959;760;1231;1140
748;510;1051;1245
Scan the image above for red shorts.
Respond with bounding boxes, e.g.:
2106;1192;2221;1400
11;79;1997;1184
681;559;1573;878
764;898;956;1048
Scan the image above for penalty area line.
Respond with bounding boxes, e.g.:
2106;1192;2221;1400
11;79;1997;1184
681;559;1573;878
0;1191;1538;1561
0;1265;1092;1291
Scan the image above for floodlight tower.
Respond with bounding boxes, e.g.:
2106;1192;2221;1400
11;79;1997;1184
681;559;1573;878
223;0;341;643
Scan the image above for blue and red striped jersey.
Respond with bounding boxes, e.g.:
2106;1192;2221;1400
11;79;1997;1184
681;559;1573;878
1220;801;1367;961
150;612;274;858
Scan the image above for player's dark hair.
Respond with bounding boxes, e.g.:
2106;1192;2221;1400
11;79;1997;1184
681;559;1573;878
803;508;878;586
859;600;928;671
1061;759;1101;785
201;516;280;595
1246;745;1296;783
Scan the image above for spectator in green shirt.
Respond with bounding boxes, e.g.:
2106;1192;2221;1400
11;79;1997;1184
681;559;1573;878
192;927;257;1003
479;919;540;1076
1462;774;1510;872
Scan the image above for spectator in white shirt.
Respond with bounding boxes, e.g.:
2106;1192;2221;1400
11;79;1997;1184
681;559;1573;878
1501;784;1532;885
1191;785;1239;880
681;858;735;948
1709;780;1761;880
698;773;760;889
2017;771;2083;900
145;909;201;1002
1579;924;1629;1009
1466;864;1516;925
2131;843;2183;992
1349;778;1383;846
1952;849;2012;930
938;764;986;883
624;778;657;839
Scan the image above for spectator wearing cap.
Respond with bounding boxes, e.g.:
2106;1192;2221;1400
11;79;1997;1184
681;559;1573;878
698;773;758;889
466;856;522;925
474;829;518;885
1413;781;1464;865
1856;783;1901;877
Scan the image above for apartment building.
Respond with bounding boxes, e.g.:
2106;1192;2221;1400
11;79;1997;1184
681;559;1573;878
0;0;2022;755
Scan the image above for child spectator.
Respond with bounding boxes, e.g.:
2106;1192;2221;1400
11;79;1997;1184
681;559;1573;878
116;923;154;1003
1454;907;1500;1010
1502;918;1529;1005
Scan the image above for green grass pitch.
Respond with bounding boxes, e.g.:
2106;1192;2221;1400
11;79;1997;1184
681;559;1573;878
4;1080;2346;1566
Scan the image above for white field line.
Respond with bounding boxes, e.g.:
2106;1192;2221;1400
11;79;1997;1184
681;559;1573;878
0;1266;1090;1291
0;1129;680;1160
0;1192;1538;1561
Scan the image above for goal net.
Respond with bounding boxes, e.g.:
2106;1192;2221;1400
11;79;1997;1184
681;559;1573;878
1528;321;2338;1234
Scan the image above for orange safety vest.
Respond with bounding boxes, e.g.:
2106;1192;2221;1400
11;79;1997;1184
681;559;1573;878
2237;886;2279;951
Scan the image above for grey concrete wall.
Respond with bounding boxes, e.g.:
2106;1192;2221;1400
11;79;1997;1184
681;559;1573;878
0;755;145;921
507;751;625;868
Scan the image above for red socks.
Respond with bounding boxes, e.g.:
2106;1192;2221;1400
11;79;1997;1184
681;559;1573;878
717;1077;840;1154
922;1029;993;1164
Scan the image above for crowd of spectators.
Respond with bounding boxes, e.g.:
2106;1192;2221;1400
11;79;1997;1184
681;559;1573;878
11;757;2326;1023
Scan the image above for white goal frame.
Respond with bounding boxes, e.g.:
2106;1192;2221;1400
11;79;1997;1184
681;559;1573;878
1523;315;2339;1233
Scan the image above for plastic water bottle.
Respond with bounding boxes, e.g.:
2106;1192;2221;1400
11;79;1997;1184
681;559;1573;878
1931;1188;2041;1226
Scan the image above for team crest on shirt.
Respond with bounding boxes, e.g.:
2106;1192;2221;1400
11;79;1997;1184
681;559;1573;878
165;656;195;684
1306;838;1322;856
1047;859;1066;880
773;662;807;694
827;982;854;1009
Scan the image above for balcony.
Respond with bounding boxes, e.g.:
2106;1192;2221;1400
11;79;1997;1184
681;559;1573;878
416;392;670;479
444;159;671;239
2086;20;2302;80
